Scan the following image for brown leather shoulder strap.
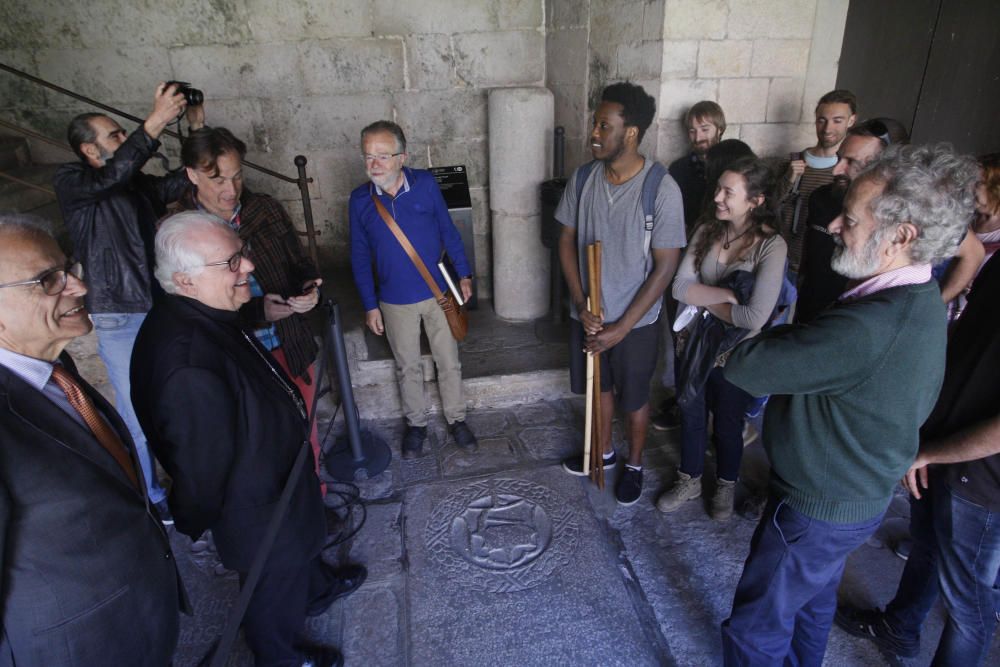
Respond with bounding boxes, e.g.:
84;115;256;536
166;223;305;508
370;192;446;301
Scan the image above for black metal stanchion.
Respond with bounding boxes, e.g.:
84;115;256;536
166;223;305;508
320;298;391;481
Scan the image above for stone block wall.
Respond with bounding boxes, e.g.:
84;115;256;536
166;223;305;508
0;0;848;298
657;0;849;163
547;0;849;174
0;0;546;298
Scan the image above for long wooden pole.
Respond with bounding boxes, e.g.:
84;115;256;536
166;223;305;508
582;301;594;476
589;242;604;489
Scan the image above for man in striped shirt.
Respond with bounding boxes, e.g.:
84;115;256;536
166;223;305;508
779;89;857;274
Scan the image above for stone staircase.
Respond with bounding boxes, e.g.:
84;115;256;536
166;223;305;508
324;275;575;422
0;131;112;398
0;133;64;232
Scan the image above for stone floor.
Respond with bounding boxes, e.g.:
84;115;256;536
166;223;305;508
157;398;999;667
62;304;999;667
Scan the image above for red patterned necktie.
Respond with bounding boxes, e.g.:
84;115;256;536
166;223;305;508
50;365;141;491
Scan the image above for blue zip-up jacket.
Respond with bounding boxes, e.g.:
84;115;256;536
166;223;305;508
349;167;471;311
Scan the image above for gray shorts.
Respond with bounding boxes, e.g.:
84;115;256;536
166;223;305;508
569;319;660;413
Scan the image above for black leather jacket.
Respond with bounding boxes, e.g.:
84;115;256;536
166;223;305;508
53;128;189;313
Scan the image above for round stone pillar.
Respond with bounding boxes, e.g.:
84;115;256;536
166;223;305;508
488;87;553;320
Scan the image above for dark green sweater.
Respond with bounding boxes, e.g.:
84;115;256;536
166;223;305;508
724;281;947;523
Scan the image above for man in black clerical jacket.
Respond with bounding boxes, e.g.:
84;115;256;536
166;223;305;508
131;211;363;667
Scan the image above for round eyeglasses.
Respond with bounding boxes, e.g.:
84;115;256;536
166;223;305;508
203;242;251;272
0;260;84;296
361;152;404;163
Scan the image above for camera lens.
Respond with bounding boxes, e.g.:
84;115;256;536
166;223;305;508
186;87;204;106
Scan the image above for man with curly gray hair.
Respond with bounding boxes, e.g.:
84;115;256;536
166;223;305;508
716;144;978;666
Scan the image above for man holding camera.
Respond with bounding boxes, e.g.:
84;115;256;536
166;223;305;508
174;127;326;491
53;82;204;521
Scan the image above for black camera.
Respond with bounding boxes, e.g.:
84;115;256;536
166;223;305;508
165;80;204;106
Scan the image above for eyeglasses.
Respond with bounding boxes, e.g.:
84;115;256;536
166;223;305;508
0;260;84;295
203;242;251;272
361;152;404;163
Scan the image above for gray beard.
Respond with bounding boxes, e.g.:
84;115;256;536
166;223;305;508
831;234;883;279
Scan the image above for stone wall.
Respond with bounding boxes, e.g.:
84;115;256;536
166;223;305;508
547;0;849;173
0;0;848;296
0;0;547;297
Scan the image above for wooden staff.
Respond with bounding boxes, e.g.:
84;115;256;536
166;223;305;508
582;294;594;476
586;242;604;489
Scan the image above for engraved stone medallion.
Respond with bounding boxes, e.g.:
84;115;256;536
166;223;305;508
425;478;580;592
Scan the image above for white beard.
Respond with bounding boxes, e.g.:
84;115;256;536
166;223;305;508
831;234;883;279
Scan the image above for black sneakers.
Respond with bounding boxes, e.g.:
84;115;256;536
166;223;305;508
562;450;617;476
449;420;478;451
615;466;643;506
562;452;642;505
834;605;920;659
401;425;427;460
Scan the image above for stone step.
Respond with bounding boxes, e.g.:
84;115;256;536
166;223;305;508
0;134;30;171
351;359;572;420
0;162;59;213
339;304;574;420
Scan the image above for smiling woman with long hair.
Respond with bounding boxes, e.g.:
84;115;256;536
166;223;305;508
657;157;787;520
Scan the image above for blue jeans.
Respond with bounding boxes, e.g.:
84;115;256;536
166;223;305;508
679;366;753;481
887;477;1000;666
722;497;884;666
93;312;166;504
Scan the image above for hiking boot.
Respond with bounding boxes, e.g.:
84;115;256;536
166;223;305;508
449;420;478;452
834;606;920;659
656;472;701;513
710;478;736;521
615;466;643;506
401;425;427;460
562;450;617;476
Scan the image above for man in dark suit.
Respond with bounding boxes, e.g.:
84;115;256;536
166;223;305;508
0;214;180;666
131;211;362;667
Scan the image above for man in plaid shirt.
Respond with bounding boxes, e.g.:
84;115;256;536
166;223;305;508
177;127;327;492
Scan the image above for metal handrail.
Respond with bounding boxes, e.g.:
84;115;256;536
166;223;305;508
0;118;73;154
0;170;55;197
0;61;320;264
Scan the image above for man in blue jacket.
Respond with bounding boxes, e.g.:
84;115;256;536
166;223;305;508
349;121;476;459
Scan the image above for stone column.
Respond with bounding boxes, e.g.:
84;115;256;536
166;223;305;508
488;87;553;320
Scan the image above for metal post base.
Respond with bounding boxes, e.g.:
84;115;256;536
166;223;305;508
324;430;392;482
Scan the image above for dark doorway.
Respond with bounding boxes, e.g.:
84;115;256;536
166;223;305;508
837;0;1000;154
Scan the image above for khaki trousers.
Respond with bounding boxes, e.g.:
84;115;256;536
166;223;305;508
380;297;466;426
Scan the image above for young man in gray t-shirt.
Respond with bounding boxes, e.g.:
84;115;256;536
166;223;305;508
556;82;686;505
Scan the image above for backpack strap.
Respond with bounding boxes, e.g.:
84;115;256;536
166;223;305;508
575;159;668;272
640;161;668;272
